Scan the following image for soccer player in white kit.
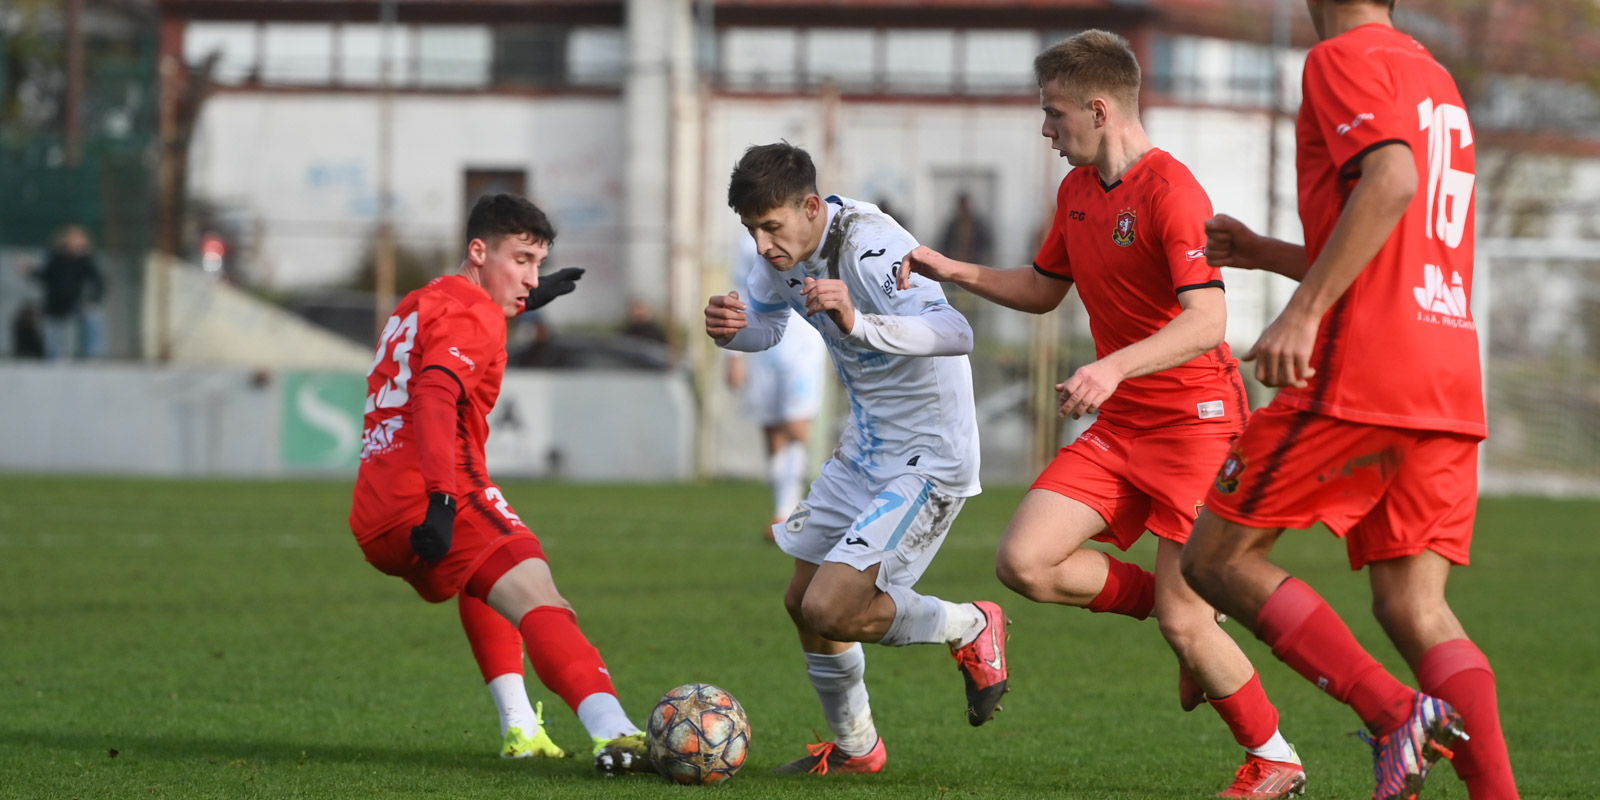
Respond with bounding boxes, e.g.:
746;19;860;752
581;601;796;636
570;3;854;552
725;234;828;537
703;143;1011;775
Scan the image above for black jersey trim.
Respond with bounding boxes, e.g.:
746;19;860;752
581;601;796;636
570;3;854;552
1339;138;1411;180
1033;263;1073;282
419;364;465;398
1176;280;1226;294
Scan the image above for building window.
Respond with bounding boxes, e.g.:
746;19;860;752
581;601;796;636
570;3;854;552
493;26;568;88
884;30;955;93
184;22;259;83
262;23;334;85
418;26;492;89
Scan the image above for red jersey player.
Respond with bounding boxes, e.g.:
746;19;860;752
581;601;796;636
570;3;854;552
1182;3;1517;800
901;31;1305;798
348;194;652;774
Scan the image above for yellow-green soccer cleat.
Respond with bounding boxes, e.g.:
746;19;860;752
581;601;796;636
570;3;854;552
502;702;568;759
593;732;654;775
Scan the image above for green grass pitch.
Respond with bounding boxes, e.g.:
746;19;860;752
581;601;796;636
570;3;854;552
0;477;1594;798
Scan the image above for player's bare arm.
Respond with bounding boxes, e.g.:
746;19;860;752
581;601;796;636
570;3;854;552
705;290;748;344
898;245;1070;314
1203;215;1309;280
1245;143;1417;388
1055;286;1227;419
801;276;855;333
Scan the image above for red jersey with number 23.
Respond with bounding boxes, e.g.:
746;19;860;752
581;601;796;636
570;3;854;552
1034;148;1248;431
1284;23;1484;438
349;275;508;541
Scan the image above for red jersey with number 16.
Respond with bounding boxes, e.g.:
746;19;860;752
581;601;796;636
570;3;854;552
1284;23;1484;438
1033;148;1248;431
349;275;508;542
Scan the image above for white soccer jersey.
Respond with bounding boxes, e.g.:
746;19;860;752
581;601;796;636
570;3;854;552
721;196;981;497
733;234;827;374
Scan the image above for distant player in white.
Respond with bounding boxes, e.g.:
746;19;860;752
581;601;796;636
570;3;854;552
724;233;828;537
703;143;1011;775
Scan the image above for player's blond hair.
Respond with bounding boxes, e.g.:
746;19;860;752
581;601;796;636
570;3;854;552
1033;30;1141;113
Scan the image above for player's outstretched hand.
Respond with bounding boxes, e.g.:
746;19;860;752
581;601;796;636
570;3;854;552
705;290;748;340
1056;359;1124;420
410;493;456;563
898;245;959;291
1241;307;1319;389
524;267;586;312
802;277;856;333
1203;215;1262;270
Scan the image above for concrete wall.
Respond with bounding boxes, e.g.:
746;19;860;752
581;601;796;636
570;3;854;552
190;93;629;324
0;364;696;480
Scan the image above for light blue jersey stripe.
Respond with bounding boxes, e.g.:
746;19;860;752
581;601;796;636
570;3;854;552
749;297;787;313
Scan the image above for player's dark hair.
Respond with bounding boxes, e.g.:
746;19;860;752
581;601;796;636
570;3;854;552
727;142;818;218
1034;29;1141;113
465;193;556;248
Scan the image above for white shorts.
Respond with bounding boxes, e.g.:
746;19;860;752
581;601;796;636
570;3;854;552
772;459;966;590
742;357;823;426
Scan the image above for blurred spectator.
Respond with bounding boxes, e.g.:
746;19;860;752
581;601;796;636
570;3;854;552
32;225;106;360
621;298;668;344
938;192;994;266
11;304;45;359
517;310;564;367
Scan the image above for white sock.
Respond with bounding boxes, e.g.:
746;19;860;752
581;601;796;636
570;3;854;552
576;692;640;740
879;585;985;647
1247;729;1298;764
777;441;808;518
805;644;877;756
488;673;538;737
942;601;988;648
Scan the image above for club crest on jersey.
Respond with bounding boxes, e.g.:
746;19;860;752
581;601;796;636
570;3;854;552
1112;208;1137;247
1214;451;1247;495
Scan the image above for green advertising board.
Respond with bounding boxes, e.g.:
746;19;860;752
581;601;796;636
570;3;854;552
281;372;366;471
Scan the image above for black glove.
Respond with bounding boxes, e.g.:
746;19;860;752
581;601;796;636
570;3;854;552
524;267;585;312
410;493;456;563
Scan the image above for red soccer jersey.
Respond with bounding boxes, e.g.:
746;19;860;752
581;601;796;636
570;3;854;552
1286;23;1484;438
349;275;508;541
1034;148;1248;431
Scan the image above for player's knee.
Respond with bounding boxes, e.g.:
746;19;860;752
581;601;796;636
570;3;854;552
799;593;850;640
1370;589;1428;637
1155;604;1210;656
994;550;1043;601
782;585;809;627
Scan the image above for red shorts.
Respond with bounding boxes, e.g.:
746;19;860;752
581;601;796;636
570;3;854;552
1031;420;1241;549
1204;403;1478;569
357;484;547;603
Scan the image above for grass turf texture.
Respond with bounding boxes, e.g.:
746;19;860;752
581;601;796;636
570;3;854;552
0;477;1592;799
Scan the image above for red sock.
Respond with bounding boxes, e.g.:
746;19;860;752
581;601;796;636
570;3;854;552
458;594;524;682
1086;555;1155;620
1208;671;1280;750
1255;578;1414;736
518;606;619;712
1418;638;1519;800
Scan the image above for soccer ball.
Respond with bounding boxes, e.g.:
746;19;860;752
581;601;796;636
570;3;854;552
645;683;751;785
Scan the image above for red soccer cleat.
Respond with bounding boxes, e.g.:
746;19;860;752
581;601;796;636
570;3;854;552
772;738;886;775
1216;750;1307;798
950;600;1010;726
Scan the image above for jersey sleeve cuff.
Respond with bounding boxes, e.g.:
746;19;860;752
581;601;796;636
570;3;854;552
1176;280;1226;294
418;364;465;396
1338;138;1411;180
1033;263;1072;282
